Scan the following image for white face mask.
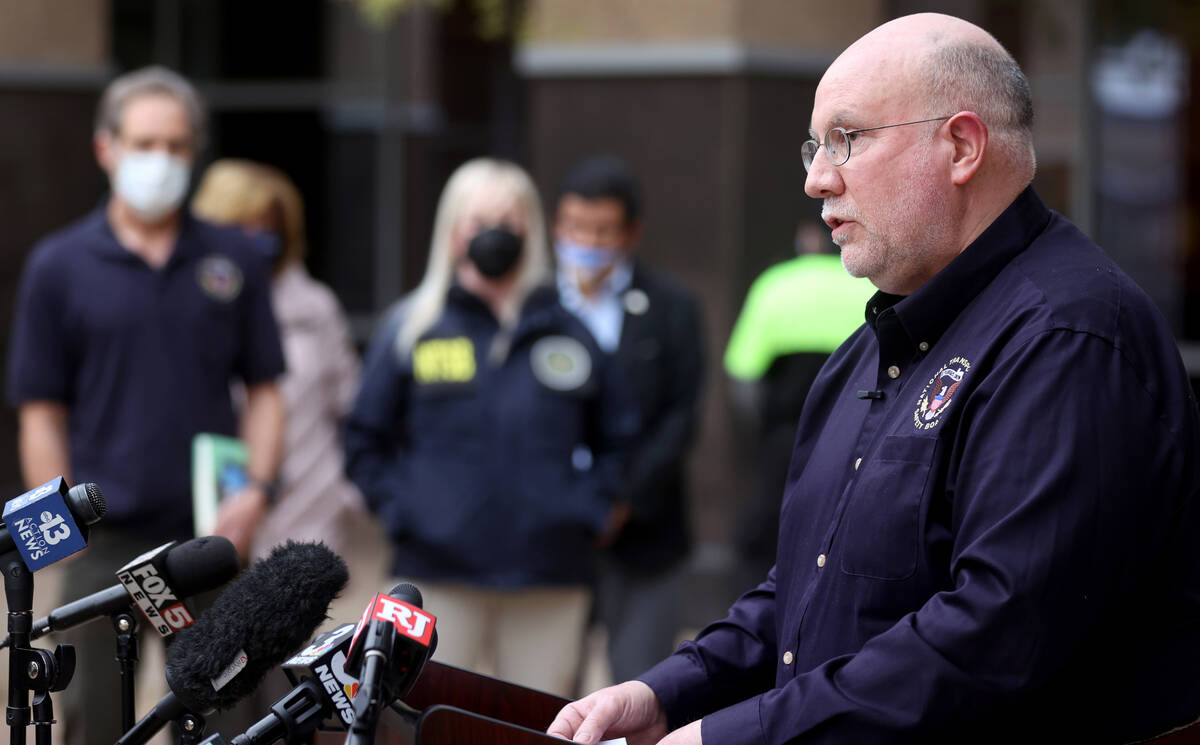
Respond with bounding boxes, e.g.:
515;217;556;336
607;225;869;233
113;150;191;223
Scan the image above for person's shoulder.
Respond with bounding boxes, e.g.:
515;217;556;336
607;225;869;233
275;264;346;321
1012;212;1148;337
188;215;257;261
631;263;700;307
26;208;108;269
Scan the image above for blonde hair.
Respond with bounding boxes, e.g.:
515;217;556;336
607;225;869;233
397;158;550;351
191;158;308;270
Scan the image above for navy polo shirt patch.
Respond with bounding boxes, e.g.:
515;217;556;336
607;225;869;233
530;335;591;392
196;254;244;302
914;356;971;430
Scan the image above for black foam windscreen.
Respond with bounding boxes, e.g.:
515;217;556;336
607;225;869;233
164;536;240;596
164;541;348;712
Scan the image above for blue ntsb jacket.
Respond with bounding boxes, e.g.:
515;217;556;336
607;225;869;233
345;285;639;587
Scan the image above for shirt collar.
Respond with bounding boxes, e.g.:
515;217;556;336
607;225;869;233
87;198;202;265
866;186;1051;348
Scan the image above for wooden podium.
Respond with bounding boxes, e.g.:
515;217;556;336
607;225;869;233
315;661;571;745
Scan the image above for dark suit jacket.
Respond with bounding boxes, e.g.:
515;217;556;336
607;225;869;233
607;264;706;574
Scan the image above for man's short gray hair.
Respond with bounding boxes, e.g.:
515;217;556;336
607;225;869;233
94;66;207;149
922;41;1035;174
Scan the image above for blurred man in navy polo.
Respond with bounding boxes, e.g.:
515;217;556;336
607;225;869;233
549;13;1200;745
6;66;286;745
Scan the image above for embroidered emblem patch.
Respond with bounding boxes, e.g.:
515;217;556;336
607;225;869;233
531;336;591;391
196;255;243;302
413;337;476;384
914;356;971;430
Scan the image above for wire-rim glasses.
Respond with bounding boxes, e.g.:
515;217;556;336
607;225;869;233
801;116;952;172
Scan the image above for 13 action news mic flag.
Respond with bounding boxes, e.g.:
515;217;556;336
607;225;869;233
0;536;238;650
115;541;349;745
0;477;105;571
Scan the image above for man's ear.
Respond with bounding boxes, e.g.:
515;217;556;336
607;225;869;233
946;111;987;185
94;131;117;175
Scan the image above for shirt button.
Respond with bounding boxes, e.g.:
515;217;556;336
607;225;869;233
887;365;901;379
783;651;794;665
918;341;930;352
816;554;826;568
854;457;862;470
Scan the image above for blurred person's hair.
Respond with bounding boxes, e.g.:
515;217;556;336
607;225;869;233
95;65;208;149
398;158;550;352
191;158;307;271
556;154;641;224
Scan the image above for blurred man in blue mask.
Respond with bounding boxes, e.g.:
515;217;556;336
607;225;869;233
553;154;707;684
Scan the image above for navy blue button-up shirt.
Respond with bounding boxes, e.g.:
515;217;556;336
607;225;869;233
6;205;285;537
641;188;1200;743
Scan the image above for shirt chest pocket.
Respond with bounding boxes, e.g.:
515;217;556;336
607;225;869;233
839;435;938;581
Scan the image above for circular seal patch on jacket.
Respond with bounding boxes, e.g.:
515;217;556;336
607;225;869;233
914;356;971;430
531;336;592;391
196;255;244;302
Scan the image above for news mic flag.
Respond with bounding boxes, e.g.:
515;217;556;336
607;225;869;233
1;477;105;570
0;536;239;649
116;537;240;638
115;541;348;745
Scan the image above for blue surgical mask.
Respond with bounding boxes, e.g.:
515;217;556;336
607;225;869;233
556;239;619;285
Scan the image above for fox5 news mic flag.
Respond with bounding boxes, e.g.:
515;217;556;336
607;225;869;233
0;536;238;650
115;538;238;638
1;477;105;570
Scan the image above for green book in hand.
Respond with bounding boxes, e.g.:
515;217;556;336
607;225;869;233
191;433;249;537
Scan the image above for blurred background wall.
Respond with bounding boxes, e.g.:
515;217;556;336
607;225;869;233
2;0;1198;621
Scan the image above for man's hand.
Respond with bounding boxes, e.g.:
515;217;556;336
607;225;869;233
547;681;669;745
596;502;632;548
657;719;701;745
213;486;270;559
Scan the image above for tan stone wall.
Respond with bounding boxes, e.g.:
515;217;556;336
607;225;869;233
737;0;884;49
0;0;107;65
521;0;883;47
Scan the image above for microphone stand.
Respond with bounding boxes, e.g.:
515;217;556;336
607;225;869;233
4;549;33;745
345;649;388;745
3;551;77;745
112;610;140;732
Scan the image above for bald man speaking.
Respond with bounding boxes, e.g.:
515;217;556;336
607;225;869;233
548;13;1200;745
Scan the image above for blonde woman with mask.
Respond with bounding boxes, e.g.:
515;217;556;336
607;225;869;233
344;158;638;696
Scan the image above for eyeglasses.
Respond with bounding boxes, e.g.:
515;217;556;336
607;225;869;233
801;116;952;172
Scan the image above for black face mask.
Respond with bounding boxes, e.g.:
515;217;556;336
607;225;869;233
467;227;523;278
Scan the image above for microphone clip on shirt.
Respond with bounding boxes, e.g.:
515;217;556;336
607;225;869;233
856;389;886;400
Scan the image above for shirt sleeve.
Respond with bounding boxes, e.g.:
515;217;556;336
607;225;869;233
656;328;1198;743
579;339;643;531
6;245;73;404
724;274;774;381
343;307;412;519
624;289;706;522
236;250;286;385
639;570;781;728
